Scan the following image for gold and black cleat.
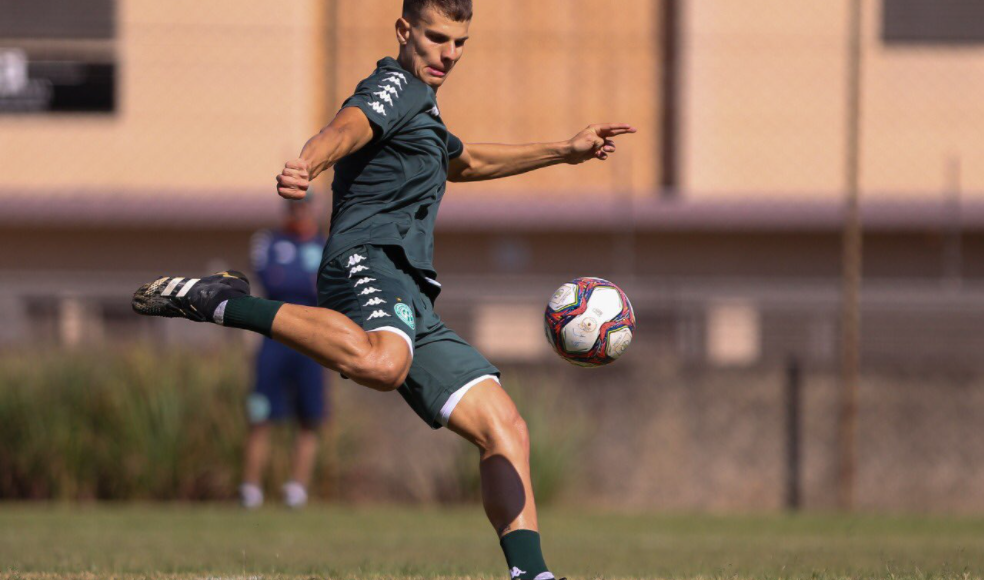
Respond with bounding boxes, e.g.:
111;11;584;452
132;270;250;323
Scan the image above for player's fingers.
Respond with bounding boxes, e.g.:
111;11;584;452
596;124;637;138
286;159;308;171
277;174;309;190
278;187;306;200
282;168;305;179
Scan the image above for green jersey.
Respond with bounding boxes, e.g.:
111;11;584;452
325;57;463;280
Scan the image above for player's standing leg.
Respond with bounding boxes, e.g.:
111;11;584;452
447;379;555;580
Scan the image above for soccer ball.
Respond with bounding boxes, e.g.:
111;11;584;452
544;277;636;367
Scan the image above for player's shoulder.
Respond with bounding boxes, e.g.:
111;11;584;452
357;57;431;100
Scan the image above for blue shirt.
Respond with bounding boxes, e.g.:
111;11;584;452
251;229;326;306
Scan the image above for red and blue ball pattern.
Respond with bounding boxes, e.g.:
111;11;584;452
544;277;636;367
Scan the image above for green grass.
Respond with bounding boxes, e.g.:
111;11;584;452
1;504;983;580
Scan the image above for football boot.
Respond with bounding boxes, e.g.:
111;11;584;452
132;270;250;323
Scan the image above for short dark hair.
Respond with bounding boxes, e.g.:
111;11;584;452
403;0;472;22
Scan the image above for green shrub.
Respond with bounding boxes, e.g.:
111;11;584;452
0;347;255;500
0;348;590;504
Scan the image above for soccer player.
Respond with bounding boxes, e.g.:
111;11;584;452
132;1;635;577
241;199;329;510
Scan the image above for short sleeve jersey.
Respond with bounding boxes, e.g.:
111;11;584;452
325;57;463;280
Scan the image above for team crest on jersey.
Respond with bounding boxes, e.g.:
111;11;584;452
394;303;415;330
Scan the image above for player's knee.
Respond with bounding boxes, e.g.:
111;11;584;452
352;345;408;392
483;407;529;455
372;356;408;392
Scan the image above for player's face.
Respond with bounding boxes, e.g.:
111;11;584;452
397;7;470;89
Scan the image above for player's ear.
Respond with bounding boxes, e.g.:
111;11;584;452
395;17;411;47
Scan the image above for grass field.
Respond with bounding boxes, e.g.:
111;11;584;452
1;504;983;580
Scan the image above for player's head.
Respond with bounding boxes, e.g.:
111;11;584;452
396;0;472;90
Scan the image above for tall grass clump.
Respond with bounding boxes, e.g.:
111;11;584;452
0;347;254;500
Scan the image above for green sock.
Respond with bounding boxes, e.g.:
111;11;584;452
500;530;552;580
221;297;284;337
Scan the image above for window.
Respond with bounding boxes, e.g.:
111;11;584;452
0;0;116;113
883;0;984;45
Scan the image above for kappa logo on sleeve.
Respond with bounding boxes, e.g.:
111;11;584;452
368;71;407;118
394;302;415;330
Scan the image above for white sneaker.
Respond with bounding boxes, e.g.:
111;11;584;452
239;483;263;509
282;481;308;509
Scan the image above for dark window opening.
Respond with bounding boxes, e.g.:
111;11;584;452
883;0;984;45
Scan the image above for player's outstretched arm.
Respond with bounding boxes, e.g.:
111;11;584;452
276;107;375;199
447;123;636;183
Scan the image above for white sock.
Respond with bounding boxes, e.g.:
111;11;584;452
239;482;263;509
213;300;229;325
282;481;308;509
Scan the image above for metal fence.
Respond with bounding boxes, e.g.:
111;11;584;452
2;0;984;510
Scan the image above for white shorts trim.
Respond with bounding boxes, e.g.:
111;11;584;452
438;374;500;426
367;326;414;357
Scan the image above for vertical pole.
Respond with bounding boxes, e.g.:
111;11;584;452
659;0;680;197
785;356;802;510
839;0;865;512
325;0;339;116
944;156;963;288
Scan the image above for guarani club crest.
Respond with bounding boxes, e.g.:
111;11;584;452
394;302;415;330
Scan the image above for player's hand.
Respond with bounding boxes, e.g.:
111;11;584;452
565;123;637;164
276;158;311;200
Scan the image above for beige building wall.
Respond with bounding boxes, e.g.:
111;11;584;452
680;0;984;201
0;0;326;200
0;0;661;205
332;0;661;199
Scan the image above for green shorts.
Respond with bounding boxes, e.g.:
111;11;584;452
318;244;500;429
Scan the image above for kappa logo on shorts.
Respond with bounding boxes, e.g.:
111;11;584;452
359;287;381;296
394;302;415;330
354;277;377;287
367;310;390;321
363;297;387;307
348;264;369;277
346;254;367;267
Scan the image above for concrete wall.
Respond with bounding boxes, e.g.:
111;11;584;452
680;0;984;199
0;0;326;197
0;0;661;204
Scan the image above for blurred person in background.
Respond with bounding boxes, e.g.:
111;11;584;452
133;0;633;577
239;198;329;509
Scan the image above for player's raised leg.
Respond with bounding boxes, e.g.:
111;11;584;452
132;273;411;392
446;378;556;580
